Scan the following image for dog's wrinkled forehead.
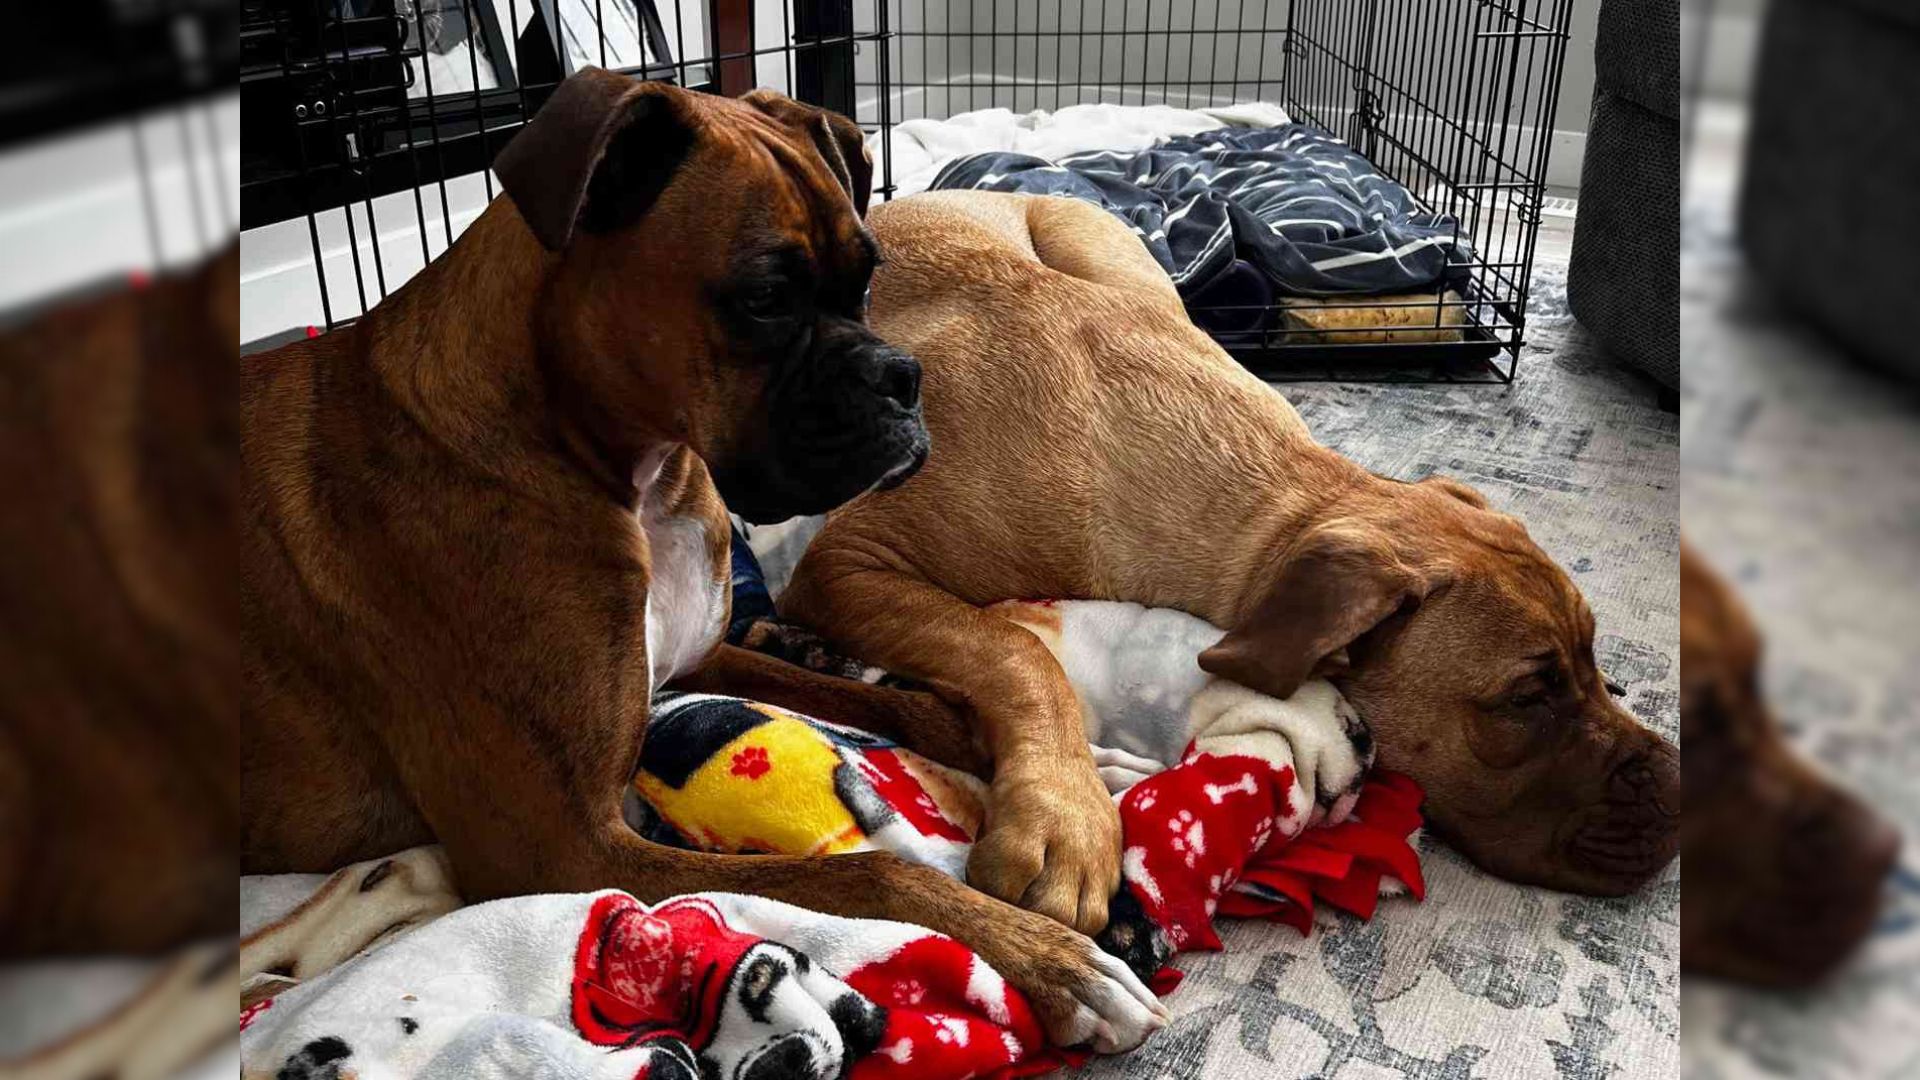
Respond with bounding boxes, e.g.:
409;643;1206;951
495;72;877;263
687;96;871;251
1433;506;1592;655
721;118;877;285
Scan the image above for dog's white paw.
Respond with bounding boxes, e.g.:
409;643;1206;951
1046;942;1170;1053
1192;679;1375;819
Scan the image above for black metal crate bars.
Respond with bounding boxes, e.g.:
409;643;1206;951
239;0;1571;383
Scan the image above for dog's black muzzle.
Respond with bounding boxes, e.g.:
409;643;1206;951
715;322;930;525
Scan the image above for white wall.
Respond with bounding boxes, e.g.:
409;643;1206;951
239;171;496;343
1558;0;1602;136
0;94;237;316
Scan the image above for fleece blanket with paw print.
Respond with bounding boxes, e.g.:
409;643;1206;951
239;546;1423;1080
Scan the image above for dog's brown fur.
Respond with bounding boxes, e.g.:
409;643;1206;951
0;247;239;958
784;192;1681;910
239;76;1158;1048
1681;544;1899;985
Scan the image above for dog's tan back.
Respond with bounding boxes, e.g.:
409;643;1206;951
847;191;1354;621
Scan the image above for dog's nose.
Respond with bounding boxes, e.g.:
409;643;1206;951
861;350;921;410
1567;742;1683;884
1784;790;1902;892
1609;739;1680;818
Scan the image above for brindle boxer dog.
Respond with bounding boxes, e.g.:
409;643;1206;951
782;191;1682;921
240;72;1164;1051
1;246;238;959
0;246;238;1077
1682;544;1900;985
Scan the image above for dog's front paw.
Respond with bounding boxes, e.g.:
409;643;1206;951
969;759;1122;935
983;903;1168;1053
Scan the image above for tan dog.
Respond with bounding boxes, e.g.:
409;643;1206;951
782;191;1681;922
240;73;1162;1051
1681;544;1900;985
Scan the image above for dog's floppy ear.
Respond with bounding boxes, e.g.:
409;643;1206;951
1421;474;1489;509
494;69;696;250
741;89;873;217
1199;522;1434;699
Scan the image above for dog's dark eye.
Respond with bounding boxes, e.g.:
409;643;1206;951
740;283;789;321
1507;662;1565;715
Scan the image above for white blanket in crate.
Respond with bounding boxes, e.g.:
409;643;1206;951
869;101;1293;199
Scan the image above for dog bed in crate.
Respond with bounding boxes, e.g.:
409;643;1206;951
927;123;1472;347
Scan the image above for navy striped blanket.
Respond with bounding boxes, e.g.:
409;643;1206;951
927;124;1470;329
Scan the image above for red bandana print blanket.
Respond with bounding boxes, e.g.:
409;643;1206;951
624;688;1425;1065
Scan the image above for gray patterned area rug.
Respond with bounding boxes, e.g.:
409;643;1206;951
750;263;1681;1080
1079;277;1679;1080
1678;190;1920;1079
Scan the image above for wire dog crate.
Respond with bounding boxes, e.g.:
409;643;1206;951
239;0;1571;382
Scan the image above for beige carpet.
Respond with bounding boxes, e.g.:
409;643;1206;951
1678;106;1920;1080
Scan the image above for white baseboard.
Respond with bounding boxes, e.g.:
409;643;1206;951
1550;128;1586;192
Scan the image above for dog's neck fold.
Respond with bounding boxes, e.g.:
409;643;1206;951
356;201;663;507
1084;365;1412;631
